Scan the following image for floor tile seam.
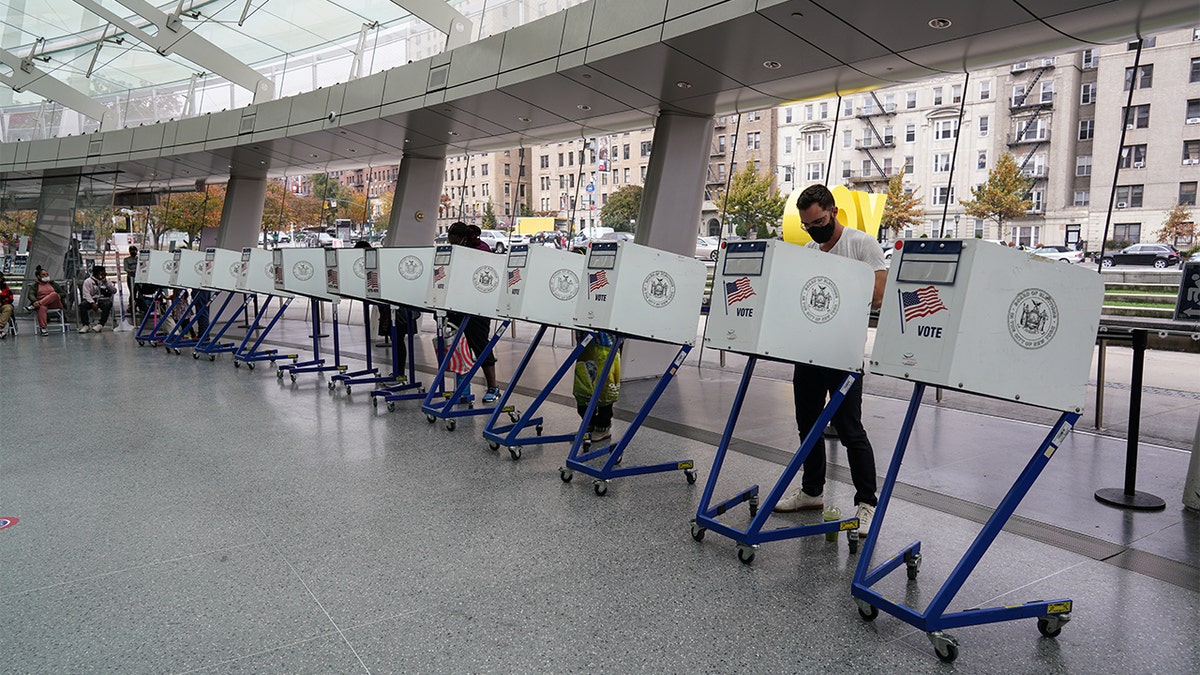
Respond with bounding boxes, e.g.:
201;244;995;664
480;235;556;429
171;626;349;675
0;539;267;600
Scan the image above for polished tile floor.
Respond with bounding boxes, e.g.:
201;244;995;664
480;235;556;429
1;313;1197;673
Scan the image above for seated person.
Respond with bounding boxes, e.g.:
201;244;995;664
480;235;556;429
79;265;118;333
0;273;14;338
27;269;66;336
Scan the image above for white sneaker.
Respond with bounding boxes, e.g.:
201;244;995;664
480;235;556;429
78;325;92;333
773;489;823;513
91;324;104;332
855;503;876;537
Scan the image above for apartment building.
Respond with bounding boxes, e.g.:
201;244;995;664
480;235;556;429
438;149;532;232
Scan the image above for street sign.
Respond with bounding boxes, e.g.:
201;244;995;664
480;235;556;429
1174;261;1200;322
585;183;595;193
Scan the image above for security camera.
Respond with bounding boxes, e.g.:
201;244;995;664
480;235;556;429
328;111;338;123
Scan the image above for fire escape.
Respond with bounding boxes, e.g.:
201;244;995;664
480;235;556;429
1006;59;1056;213
852;91;895;192
705;116;731;202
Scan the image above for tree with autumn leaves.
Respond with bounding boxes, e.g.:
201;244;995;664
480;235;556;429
714;159;786;238
1157;202;1196;249
960;152;1033;242
880;170;924;237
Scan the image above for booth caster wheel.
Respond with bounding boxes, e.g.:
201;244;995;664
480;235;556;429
137;340;145;347
208;355;215;362
683;468;697;485
192;352;200;360
372;397;379;408
387;402;396;413
425;413;435;423
289;373;296;383
559;468;573;483
173;348;181;355
507;411;520;424
508;446;521;461
748;497;760;517
905;551;922;580
847;531;859;555
535;424;543;436
855;598;878;622
689;520;706;542
444;419;456;431
276;369;283;379
1037;613;1070;638
592;480;608;496
344;386;352;395
736;544;757;564
247;362;255;371
487;440;500;451
328;381;336;391
234;360;241;369
928;632;959;663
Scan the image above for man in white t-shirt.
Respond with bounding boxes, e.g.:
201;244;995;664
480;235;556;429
773;184;887;537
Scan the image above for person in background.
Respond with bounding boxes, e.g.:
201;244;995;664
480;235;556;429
79;265;118;333
445;221;503;404
27;268;66;336
123;246;139;314
0;273;14;338
573;330;620;444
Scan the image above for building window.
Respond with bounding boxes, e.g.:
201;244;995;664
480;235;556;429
904;156;914;173
807;162;822;181
933;87;943;105
861;160;873;177
1122;104;1151;128
1116;185;1144;208
805;104;814;121
504;183;511;197
1187;99;1200;121
883;95;894;112
842;99;853;116
934;119;958;140
807;133;824;152
1073;190;1090;206
979;116;989;137
1124;64;1154;90
624;167;631;183
1082;49;1098;69
933;153;951;172
1191;58;1200;84
481;164;488;176
819;102;829;119
1076;155;1092;176
781;166;793;183
718;135;726;154
717;164;725;181
749;111;762;121
623;144;630;160
861;97;875;115
784;107;793;123
540;155;549;169
1040;81;1054;103
1080;83;1096;105
784;136;792;154
906;91;917;109
1119;145;1150;170
974;219;985;238
932;186;955;205
640;165;647;181
504;163;511;176
1114;223;1141;242
1012;84;1027;106
748;132;761;150
1184;140;1200;163
979;80;991;101
977;151;987;170
843;130;852;148
842;161;851;179
905;124;916;142
640;141;652;157
1180;182;1198;206
1128;37;1156;49
1029;189;1044;213
952;84;962;104
883;125;894;145
1078;119;1094;141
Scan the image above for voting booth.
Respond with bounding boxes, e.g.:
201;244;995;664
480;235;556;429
135;249;175;286
326;248;367;300
192;248;254;361
573;241;706;345
561;241;707;495
362;247;435;410
420;244;512;430
274;248;336;301
851;240;1105;663
158;249;210;353
482;245;589;459
236;247;288;296
133;249;178;346
230;247;298;370
692;240;876;561
167;249;206;289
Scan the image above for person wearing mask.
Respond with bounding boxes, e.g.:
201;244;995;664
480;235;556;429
445;221;503;404
0;273;14;338
772;184;887;538
79;265;118;333
26;269;66;336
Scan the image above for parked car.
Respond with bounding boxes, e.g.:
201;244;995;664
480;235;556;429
477;229;510;253
1182;250;1200;269
1032;245;1085;264
696;236;721;261
1100;243;1180;269
599;232;635;243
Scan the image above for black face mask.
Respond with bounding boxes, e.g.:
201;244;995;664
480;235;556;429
807;222;835;244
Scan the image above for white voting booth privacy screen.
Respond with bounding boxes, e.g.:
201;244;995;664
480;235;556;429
573;241;706;345
237;247;291;296
325;248;367;300
202;248;245;292
425;244;506;319
871;239;1104;412
704;240;873;372
365;247;434;308
273;248;336;300
168;249;206;289
500;244;587;329
135;249;175;286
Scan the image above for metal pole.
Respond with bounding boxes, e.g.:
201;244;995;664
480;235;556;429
1095;329;1165;510
1095;338;1106;429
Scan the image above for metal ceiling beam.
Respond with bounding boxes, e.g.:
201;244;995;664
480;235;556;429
390;0;473;50
0;47;117;132
73;0;275;104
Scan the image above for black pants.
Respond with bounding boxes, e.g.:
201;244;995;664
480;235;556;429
577;403;613;429
391;308;412;373
79;298;113;327
792;363;877;506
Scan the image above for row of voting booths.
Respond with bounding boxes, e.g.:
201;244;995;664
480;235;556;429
130;234;1104;663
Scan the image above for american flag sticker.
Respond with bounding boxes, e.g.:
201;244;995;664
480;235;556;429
725;277;755;306
433;266;446;282
507;268;521;287
366;271;379;293
898;285;948;332
588;270;609;292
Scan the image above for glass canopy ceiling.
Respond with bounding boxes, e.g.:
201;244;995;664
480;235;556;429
0;0;583;140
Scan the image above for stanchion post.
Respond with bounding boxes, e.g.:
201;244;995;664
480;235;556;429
1095;338;1107;429
1095;329;1166;511
1184;410;1200;512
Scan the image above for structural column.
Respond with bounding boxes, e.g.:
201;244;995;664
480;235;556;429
215;171;268;252
22;172;82;292
384;154;446;246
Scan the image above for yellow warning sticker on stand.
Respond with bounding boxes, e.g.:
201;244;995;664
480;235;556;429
1047;601;1072;614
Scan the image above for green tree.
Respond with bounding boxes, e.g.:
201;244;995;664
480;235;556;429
599;185;643;232
481;201;498;229
960;152;1032;242
1157;202;1196;247
149;186;226;248
880;170;924;236
307;174;358;226
713;159;786;238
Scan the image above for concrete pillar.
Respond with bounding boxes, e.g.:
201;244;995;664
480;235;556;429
624;111;715;379
216;172;268;252
22;172;81;293
385;154;446;247
1185;411;1200;511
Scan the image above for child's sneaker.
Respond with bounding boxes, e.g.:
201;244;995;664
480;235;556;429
482;387;501;404
588;426;611;444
